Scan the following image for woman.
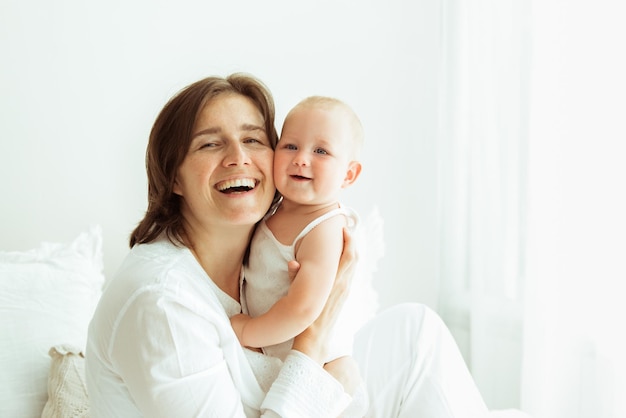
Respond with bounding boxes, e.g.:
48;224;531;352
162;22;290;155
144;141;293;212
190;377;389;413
85;73;489;417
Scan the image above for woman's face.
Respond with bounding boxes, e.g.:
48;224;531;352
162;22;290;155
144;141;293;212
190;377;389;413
174;93;275;232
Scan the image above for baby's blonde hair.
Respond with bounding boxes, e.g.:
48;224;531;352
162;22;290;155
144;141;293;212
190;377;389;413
285;95;364;158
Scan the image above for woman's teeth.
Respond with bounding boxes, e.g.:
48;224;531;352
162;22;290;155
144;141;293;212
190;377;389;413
217;178;256;193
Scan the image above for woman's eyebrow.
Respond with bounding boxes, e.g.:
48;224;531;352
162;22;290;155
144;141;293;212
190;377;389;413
192;123;265;139
191;127;220;139
242;123;265;132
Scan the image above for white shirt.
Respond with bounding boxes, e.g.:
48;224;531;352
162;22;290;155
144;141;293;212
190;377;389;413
85;237;350;417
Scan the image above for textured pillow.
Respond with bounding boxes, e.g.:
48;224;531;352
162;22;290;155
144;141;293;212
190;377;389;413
41;345;90;418
0;227;104;418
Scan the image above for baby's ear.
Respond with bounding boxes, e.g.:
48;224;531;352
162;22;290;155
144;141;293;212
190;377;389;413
342;161;362;188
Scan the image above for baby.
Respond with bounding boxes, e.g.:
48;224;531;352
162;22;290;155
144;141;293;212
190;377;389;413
231;96;368;415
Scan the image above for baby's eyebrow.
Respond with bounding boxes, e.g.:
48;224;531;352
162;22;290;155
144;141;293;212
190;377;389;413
314;138;333;148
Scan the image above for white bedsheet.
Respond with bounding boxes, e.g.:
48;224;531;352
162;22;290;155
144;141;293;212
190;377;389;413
489;409;532;417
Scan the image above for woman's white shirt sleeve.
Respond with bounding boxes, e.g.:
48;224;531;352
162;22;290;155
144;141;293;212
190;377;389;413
112;288;246;417
263;350;351;417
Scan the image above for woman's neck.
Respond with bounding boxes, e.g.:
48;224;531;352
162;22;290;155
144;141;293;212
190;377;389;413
185;223;252;301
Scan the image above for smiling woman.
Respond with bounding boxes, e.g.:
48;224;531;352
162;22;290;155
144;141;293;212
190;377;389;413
83;73;493;417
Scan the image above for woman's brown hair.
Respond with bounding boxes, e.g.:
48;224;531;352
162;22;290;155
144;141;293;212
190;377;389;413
129;73;279;248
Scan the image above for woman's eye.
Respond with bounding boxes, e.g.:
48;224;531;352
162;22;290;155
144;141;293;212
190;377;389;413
200;142;217;149
246;136;272;147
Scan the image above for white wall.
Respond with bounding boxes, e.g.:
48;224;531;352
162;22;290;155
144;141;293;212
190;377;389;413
0;0;441;310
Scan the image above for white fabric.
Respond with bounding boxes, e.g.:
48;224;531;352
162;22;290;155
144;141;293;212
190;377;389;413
353;303;489;418
488;411;532;418
41;344;90;418
86;234;493;417
85;237;350;418
244;206;360;361
0;226;104;418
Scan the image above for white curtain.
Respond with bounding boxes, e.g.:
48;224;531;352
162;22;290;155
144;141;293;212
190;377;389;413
437;1;626;417
521;1;626;417
437;0;530;410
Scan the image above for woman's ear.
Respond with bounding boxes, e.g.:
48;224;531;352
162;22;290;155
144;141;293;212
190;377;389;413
173;177;183;196
342;161;362;188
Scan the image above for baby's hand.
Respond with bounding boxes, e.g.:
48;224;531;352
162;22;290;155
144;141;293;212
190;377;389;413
230;313;251;345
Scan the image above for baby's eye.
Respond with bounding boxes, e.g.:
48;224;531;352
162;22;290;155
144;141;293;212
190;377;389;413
283;143;298;150
314;148;329;155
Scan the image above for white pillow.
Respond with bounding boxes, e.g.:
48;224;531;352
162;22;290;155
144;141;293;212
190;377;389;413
0;226;104;418
341;206;385;330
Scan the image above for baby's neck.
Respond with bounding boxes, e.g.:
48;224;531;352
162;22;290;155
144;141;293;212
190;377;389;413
278;199;340;216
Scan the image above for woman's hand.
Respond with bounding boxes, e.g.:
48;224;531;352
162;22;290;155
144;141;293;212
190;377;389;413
323;356;362;396
292;228;357;364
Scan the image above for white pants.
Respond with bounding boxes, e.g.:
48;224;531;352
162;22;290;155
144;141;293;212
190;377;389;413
353;303;489;418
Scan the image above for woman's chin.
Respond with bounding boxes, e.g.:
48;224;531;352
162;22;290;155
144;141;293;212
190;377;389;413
225;204;267;226
217;188;273;225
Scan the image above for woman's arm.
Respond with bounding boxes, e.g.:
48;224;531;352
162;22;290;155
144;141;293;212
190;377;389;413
112;289;250;417
231;215;347;348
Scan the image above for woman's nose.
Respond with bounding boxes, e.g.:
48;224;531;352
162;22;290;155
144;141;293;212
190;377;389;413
224;142;251;166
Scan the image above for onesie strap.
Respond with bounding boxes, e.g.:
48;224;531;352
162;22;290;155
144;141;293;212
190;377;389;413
293;206;359;245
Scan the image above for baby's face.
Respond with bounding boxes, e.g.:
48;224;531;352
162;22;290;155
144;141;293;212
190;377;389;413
273;106;359;206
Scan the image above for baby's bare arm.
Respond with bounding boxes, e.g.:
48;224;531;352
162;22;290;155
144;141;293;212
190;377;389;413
293;228;357;364
238;216;347;348
230;313;250;344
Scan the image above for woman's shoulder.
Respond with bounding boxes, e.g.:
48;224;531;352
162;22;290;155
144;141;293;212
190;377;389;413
96;237;225;324
104;238;202;300
129;236;189;264
125;237;203;276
